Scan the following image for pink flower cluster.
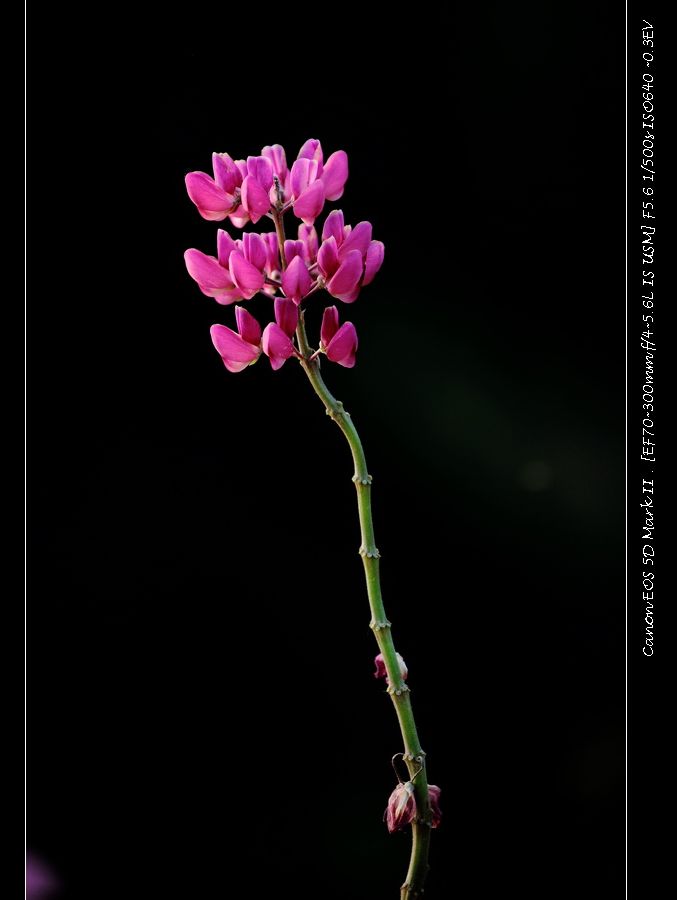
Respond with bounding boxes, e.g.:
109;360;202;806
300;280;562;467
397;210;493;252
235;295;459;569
184;139;384;372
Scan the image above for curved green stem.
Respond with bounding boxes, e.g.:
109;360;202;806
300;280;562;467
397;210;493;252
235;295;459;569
296;311;432;899
272;208;432;896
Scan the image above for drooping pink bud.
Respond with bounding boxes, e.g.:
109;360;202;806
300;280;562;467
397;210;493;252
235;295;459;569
210;307;262;373
385;782;417;833
384;783;442;833
373;652;408;682
320;306;358;368
428;784;442;829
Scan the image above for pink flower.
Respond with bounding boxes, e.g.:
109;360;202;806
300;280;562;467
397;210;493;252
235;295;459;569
261;298;298;370
318;210;385;302
373;652;408;682
428;784;442;828
320;306;358;368
184;229;243;305
210;307;262;373
185;152;244;222
289;139;349;226
384;783;442;833
281;242;314;305
385;782;417;833
240;155;275;224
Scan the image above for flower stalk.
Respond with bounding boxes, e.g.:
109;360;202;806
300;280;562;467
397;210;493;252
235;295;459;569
295;310;432;898
184;138;436;898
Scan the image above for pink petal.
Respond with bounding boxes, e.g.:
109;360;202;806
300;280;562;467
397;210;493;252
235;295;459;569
363;240;385;285
210;323;261;372
299;224;318;262
339;221;372;261
229;209;250;229
284;239;304;267
281;255;313;305
326;249;364;302
240;174;271;223
263;232;281;273
317;236;340;279
262;144;288;179
185;172;232;221
229;251;265;299
212;152;240;194
261;322;296;370
321;209;345;246
326;321;358;368
242;232;268;271
217;229;237;267
293;180;325;226
321;150;348;201
274;297;299;337
290;157;321;198
297;138;324;171
184;249;241;304
234;306;262;345
246;155;274;192
320;306;340;347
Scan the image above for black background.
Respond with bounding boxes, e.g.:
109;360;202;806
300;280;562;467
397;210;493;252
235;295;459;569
29;4;625;898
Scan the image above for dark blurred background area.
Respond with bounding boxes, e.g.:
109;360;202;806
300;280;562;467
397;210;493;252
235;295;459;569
28;3;624;898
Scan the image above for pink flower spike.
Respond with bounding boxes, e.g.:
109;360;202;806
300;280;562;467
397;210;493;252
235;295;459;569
261;323;296;370
185;172;233;221
229;251;265;300
326;249;363;302
321;150;349;201
325;321;358;368
281;255;313;305
210;321;261;373
428;785;442;829
320;305;340;347
322;209;345;246
240;174;271;223
363;240;385;285
274;297;299;338
385;782;417;833
184;249;241;304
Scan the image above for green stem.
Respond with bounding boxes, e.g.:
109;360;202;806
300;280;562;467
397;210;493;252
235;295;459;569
272;208;432;895
296;312;432;899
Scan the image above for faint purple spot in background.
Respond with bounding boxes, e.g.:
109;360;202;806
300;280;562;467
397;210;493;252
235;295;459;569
26;852;60;899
